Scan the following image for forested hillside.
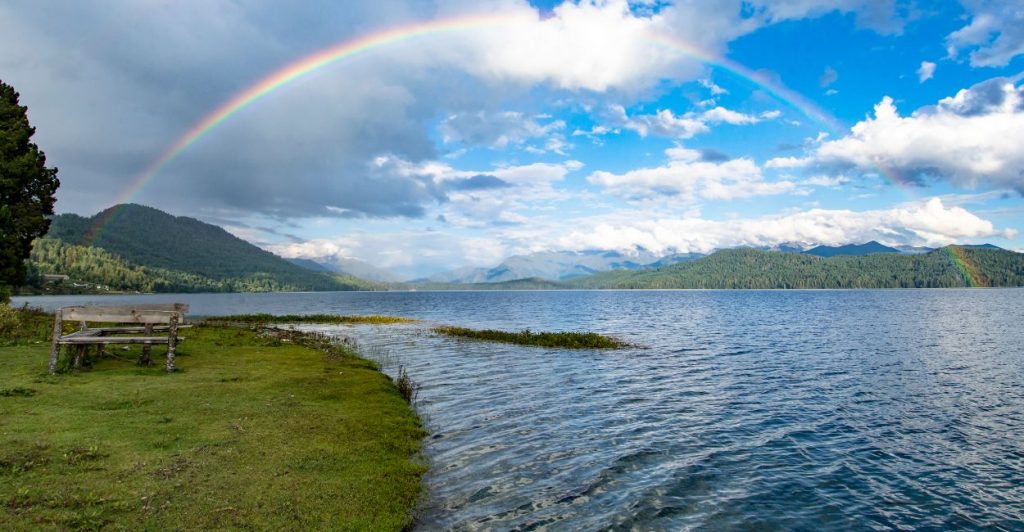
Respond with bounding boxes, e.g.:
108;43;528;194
568;247;1024;289
22;204;380;293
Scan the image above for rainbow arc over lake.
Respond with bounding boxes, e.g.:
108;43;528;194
90;11;909;240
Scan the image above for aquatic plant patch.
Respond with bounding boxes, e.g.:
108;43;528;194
433;326;629;349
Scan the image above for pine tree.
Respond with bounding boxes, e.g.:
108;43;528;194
0;80;59;301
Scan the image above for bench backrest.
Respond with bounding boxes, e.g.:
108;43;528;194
58;304;188;325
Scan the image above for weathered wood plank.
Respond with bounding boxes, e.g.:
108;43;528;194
60;308;182;324
58;303;188;317
89;324;193;334
57;336;177;345
63;329;104;338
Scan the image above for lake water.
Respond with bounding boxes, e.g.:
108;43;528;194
15;290;1024;529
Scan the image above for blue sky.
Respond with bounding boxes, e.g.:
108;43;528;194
2;0;1023;277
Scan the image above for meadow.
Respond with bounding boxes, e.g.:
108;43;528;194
0;308;424;530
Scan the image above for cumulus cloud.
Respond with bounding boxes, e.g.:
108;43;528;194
601;104;780;139
945;0;1024;67
917;61;936;82
796;77;1024;192
549;197;1015;255
587;146;797;201
438;111;564;149
271;230;508;279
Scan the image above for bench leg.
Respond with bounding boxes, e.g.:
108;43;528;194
165;315;178;373
73;345;86;369
48;311;63;374
140;324;153;365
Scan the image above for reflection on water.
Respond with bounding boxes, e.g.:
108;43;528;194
16;290;1024;529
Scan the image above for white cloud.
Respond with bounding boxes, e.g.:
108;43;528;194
616;107;709;138
800;175;849;187
602;104;780;139
805;77;1024;192
438;111;564;149
444;0;707;93
548;197;1015;255
766;156;811;169
271;230;507;278
587;146;797;201
945;0;1024;67
699;78;729;95
917;61;936;83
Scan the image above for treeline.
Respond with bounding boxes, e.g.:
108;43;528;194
568;247;1024;289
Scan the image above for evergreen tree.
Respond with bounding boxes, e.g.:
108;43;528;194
0;80;59;301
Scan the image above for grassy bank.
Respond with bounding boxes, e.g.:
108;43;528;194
209;313;415;325
434;325;628;349
0;308;425;530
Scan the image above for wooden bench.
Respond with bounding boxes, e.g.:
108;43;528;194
48;304;189;374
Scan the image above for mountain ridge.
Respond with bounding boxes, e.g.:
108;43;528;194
27;204;380;293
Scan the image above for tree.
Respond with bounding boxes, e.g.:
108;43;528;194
0;79;60;302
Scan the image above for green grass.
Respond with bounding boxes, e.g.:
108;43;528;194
0;307;425;530
208;313;416;325
433;325;629;349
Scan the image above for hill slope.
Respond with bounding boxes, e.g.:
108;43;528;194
804;240;902;257
31;204;379;293
568;247;1024;289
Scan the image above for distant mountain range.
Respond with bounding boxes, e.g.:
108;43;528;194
804;240;903;257
287;256;402;283
417;249;703;284
19;204;1023;293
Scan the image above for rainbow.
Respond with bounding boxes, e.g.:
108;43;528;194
944;245;985;287
91;11;906;239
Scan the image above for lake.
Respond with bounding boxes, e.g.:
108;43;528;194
15;290;1024;529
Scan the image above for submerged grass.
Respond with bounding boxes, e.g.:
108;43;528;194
0;305;425;530
209;313;415;325
433;325;629;349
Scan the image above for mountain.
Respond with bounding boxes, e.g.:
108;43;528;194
328;257;403;283
287;258;334;273
406;277;567;291
646;252;706;268
568;246;1024;289
423;248;668;284
804;240;902;257
28;204;379;293
287;255;402;282
894;245;934;254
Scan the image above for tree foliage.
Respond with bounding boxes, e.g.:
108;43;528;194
0;80;59;301
568;247;1024;289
